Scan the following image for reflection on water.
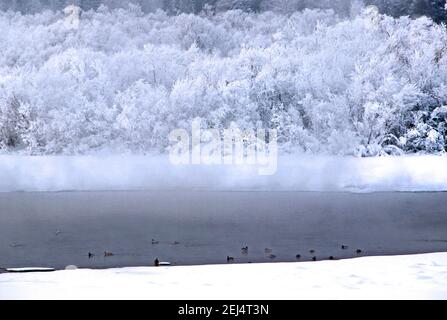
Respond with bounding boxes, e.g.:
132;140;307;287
0;191;447;270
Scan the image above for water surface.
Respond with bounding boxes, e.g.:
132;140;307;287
0;191;446;270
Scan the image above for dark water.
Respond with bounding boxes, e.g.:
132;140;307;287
0;191;447;271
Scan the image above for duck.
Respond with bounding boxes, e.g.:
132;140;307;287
296;254;301;259
227;256;235;263
241;246;249;254
104;251;114;257
309;249;315;254
268;254;276;259
9;243;25;248
312;256;317;262
88;252;94;259
356;249;363;254
151;239;159;245
341;245;349;250
329;256;335;260
154;258;160;267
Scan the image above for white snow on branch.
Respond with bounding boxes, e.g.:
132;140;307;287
1;7;447;156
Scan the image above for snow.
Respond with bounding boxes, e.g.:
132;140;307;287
1;253;447;300
0;155;446;193
1;7;447;157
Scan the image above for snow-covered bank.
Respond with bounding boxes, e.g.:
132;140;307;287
1;253;447;300
0;155;446;193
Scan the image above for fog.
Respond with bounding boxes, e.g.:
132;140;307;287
0;155;446;193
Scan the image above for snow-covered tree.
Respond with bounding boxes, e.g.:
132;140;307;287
0;4;447;155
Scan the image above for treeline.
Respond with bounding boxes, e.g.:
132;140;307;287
1;7;446;156
1;1;447;23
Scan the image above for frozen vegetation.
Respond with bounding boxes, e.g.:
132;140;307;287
3;1;447;24
1;253;447;300
0;3;447;156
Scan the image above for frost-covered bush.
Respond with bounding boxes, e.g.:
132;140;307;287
0;5;446;155
0;95;31;150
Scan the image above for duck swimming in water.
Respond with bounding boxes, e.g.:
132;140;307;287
241;246;248;254
104;251;114;257
154;258;160;267
227;256;235;263
152;239;159;245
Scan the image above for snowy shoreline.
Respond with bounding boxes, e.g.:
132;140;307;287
1;253;447;300
0;155;446;193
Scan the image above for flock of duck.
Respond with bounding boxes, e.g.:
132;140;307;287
87;240;364;267
5;231;366;273
87;239;180;261
226;245;363;264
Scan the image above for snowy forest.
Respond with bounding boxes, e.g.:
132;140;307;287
2;1;447;23
1;0;447;156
